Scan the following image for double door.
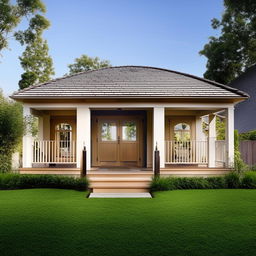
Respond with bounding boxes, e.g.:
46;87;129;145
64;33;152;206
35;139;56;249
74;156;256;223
95;117;143;167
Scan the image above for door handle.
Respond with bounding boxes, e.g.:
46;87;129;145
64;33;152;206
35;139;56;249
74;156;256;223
118;136;120;144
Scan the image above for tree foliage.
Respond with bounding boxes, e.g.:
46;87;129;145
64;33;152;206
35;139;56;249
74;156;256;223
68;54;111;75
0;0;45;52
216;116;225;140
200;0;256;84
18;36;54;89
0;90;24;172
240;130;256;140
15;10;54;89
14;14;50;45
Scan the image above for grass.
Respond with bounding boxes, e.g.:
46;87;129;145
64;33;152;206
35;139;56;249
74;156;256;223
0;189;256;256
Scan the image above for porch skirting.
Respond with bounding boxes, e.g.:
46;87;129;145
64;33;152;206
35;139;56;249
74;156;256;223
19;167;231;177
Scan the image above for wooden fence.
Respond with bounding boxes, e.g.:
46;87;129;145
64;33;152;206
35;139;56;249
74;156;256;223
239;141;256;166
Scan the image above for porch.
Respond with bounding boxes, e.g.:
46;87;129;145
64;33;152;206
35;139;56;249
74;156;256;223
21;102;234;174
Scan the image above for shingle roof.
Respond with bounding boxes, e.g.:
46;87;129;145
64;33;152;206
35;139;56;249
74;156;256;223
11;66;248;99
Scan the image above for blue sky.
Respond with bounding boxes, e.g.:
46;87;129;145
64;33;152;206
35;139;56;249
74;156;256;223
0;0;223;96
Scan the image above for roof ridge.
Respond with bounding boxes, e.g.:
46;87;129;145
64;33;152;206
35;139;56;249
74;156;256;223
11;65;249;99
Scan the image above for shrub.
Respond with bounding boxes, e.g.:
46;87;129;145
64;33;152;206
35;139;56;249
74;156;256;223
150;176;175;191
171;177;210;190
224;172;241;188
150;173;247;192
0;174;89;191
240;130;256;140
150;176;227;192
0;92;24;173
241;171;256;189
234;130;248;173
205;176;227;189
234;150;248;173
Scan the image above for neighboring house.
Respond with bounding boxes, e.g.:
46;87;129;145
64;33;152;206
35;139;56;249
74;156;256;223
229;65;256;133
11;66;248;192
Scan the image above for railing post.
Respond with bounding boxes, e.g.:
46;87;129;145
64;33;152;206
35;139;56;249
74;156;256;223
154;144;160;177
81;146;87;177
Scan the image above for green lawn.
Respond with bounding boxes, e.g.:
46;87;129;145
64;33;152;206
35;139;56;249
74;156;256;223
0;189;256;256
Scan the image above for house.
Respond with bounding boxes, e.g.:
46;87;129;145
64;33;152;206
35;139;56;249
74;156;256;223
11;66;248;193
229;65;256;133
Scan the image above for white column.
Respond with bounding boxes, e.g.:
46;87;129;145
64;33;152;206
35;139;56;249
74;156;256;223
208;114;216;168
195;116;205;141
23;105;33;168
38;116;44;141
76;106;91;170
225;106;234;167
153;107;165;168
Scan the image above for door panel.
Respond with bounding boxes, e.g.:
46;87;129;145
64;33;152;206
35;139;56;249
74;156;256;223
119;120;139;163
95;117;143;167
119;143;138;162
98;121;118;164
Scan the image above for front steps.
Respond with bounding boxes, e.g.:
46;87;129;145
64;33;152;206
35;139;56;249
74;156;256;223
87;171;153;193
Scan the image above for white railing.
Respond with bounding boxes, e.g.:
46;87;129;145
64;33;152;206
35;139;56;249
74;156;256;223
215;140;226;165
165;140;208;164
33;140;76;163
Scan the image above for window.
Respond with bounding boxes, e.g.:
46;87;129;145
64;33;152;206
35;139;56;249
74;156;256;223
55;123;72;141
55;123;72;157
122;121;136;141
174;123;191;141
101;122;117;141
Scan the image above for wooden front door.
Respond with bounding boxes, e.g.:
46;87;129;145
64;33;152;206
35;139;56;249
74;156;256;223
95;117;143;167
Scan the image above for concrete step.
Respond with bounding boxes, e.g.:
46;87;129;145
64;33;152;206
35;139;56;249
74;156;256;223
89;192;152;198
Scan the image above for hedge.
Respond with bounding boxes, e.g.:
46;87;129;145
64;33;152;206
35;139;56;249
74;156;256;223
150;171;256;191
0;174;89;191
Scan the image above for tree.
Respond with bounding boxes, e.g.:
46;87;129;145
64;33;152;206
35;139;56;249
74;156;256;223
0;90;24;172
18;36;54;89
68;54;111;75
15;14;54;89
0;0;45;52
200;0;256;84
